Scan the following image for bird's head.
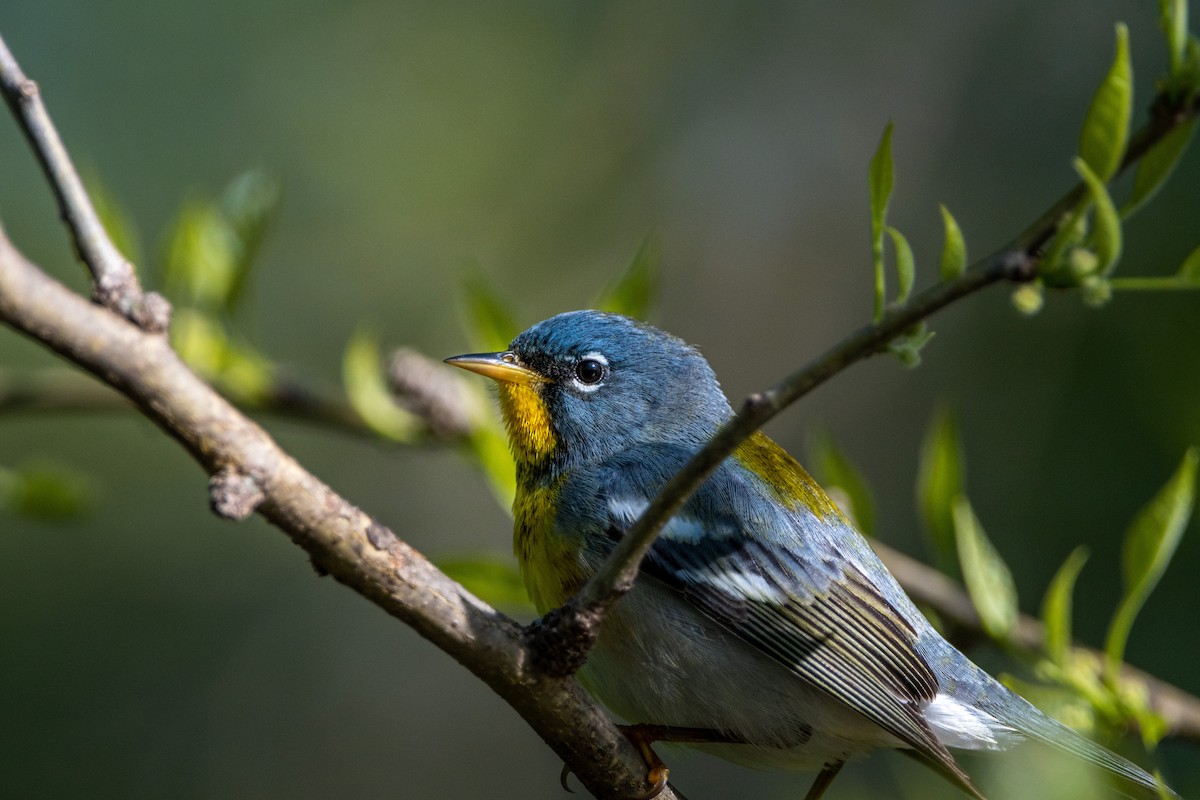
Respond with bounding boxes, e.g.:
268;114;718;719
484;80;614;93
447;310;732;472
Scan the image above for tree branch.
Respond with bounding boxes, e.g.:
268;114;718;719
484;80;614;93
0;32;675;799
0;32;167;330
561;88;1200;652
0;228;678;800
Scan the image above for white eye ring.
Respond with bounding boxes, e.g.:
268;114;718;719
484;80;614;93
572;351;608;392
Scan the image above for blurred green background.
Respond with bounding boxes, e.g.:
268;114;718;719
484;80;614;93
1;1;1198;798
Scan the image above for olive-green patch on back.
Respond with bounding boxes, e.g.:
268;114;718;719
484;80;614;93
497;382;556;466
734;431;843;519
513;478;583;613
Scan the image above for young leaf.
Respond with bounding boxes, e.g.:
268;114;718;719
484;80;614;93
1011;281;1045;315
84;169;143;266
885;322;934;367
1105;448;1198;681
1074;157;1123;275
162;199;240;312
955;496;1019;641
437;553;532;613
218;170;280;310
1121;119;1196;218
595;234;660;319
1109;244;1200;291
1177;244;1200;284
885;226;915;305
869;122;895;321
1041;546;1090;665
467;422;517;509
462;268;520;352
1158;0;1189;77
809;431;876;537
1078;24;1132;182
343;328;419;442
938;204;967;281
917;405;965;568
0;461;95;521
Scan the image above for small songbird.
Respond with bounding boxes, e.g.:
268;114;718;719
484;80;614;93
446;310;1172;800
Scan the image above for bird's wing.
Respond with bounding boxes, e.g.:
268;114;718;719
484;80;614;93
581;446;980;796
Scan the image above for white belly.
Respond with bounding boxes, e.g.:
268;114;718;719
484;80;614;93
578;578;904;771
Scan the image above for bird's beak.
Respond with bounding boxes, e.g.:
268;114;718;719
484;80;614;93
444;352;547;385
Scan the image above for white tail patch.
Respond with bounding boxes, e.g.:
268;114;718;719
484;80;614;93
925;693;1021;751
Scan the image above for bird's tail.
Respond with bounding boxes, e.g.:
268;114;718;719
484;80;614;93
969;671;1176;796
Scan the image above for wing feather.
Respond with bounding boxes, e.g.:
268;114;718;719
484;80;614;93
582;451;982;796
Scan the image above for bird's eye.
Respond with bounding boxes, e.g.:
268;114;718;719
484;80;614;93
575;358;605;385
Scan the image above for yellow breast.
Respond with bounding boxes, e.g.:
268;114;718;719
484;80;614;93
513;478;584;613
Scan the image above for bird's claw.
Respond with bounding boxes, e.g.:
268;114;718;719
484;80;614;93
557;762;666;799
629;765;669;800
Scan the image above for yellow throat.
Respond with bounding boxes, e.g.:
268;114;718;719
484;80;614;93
497;381;556;466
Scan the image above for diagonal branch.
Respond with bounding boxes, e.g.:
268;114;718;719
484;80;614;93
0;32;167;331
0;33;676;800
0;227;679;800
562;90;1200;649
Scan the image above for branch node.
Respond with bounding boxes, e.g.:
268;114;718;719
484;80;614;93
366;520;398;551
388;348;476;439
1001;250;1037;283
17;77;37;100
525;603;603;677
742;391;771;415
130;290;172;333
209;466;265;520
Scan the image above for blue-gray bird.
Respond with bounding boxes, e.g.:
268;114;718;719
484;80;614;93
447;310;1173;799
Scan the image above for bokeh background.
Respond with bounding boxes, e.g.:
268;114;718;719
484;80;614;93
2;1;1198;798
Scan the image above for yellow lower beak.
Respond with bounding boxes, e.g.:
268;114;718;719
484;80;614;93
444;352;546;385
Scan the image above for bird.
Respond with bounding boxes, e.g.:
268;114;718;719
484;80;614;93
445;309;1173;800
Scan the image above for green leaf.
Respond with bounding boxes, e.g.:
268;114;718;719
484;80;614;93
218;170;280;311
84;169;142;266
1041;547;1090;665
917;405;965;568
1110;244;1200;291
1040;203;1090;286
170;309;273;401
885;226;915;305
954;496;1019;641
1073;157;1122;275
886;322;934;367
1177;244;1200;283
1105;448;1198;681
809;431;876;537
869;122;895;322
1078;23;1132;182
342;328;419;442
162;198;240;312
937;205;967;281
1121;119;1196;218
466;418;517;509
462;268;520;352
595;234;660;319
437;553;532;613
0;461;95;521
1158;0;1189;77
1011;281;1045;315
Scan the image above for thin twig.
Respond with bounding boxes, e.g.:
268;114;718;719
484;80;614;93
0;32;167;331
565;90;1200;636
